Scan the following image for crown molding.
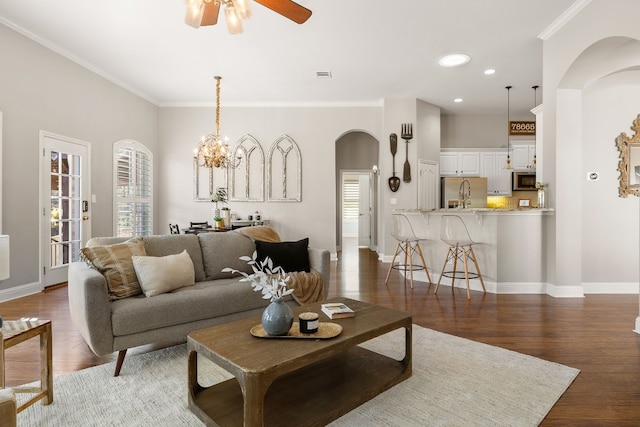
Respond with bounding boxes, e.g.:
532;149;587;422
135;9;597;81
538;0;592;41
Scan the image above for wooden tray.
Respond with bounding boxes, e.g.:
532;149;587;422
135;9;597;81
250;322;343;339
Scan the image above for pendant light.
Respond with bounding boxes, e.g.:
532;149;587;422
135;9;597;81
504;85;513;169
195;75;230;169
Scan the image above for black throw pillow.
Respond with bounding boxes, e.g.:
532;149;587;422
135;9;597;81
255;238;310;273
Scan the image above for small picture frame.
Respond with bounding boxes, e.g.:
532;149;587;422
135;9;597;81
518;199;531;207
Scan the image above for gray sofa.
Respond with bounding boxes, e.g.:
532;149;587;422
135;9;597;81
67;229;330;376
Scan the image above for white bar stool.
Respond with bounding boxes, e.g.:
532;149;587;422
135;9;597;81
385;212;432;288
435;214;486;299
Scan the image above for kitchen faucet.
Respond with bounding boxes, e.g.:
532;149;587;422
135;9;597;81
459;179;471;208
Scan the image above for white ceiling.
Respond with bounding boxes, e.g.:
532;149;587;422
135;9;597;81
0;0;577;115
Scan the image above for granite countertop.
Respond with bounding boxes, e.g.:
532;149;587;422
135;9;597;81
422;208;555;213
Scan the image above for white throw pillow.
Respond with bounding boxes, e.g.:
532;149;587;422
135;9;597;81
132;250;195;297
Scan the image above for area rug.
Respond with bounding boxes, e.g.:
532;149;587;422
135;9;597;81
17;325;579;426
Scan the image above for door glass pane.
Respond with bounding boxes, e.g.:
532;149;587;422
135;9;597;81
50;175;59;197
51;151;59;173
50;149;82;268
71;219;81;240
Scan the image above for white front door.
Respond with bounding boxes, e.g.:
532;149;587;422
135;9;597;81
40;132;91;287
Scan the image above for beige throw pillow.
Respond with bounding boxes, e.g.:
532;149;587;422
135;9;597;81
132;250;195;297
80;237;147;300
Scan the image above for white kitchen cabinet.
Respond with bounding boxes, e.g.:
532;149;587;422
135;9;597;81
511;145;536;170
440;152;480;176
480;152;512;195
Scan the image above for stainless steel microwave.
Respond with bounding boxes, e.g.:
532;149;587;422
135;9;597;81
512;172;536;190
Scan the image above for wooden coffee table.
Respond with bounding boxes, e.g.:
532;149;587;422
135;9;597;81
187;297;412;427
0;318;53;412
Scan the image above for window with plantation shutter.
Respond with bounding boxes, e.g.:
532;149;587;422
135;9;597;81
342;176;359;219
114;140;153;237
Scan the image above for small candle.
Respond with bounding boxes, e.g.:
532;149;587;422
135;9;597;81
299;312;319;334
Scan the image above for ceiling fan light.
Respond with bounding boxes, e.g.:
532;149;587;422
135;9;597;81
184;0;205;28
225;5;243;34
232;0;252;20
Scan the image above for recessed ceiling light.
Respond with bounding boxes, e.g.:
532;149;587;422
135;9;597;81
484;68;496;75
454;98;463;103
438;53;471;67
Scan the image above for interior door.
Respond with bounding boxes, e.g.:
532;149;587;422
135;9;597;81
357;173;371;247
418;160;439;210
40;132;91;287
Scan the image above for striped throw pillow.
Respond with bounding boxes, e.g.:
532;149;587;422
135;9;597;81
80;237;147;300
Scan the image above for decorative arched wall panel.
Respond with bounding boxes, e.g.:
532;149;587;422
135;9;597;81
228;134;264;201
267;134;302;202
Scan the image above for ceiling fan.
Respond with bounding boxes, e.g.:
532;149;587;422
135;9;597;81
184;0;312;34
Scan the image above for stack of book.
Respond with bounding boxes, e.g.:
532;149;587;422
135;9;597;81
321;303;355;319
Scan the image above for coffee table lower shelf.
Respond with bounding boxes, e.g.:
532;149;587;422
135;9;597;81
189;346;410;427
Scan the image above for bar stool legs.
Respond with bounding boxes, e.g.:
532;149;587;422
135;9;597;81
435;243;486;299
385;240;432;288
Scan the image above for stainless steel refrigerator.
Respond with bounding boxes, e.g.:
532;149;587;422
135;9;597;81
441;177;488;209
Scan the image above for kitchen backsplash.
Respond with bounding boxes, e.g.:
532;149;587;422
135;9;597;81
487;190;540;209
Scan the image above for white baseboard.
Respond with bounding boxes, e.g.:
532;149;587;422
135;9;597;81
545;284;585;298
0;281;43;303
582;282;640;294
396;270;639;297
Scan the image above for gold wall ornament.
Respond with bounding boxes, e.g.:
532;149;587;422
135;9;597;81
616;113;640;197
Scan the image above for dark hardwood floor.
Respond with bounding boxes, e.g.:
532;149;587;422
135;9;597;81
1;239;639;425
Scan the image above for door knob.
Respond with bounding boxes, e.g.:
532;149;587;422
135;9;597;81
82;215;89;221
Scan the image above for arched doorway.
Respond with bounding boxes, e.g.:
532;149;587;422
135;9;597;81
335;131;379;255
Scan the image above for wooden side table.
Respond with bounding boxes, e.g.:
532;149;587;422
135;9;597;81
0;318;53;412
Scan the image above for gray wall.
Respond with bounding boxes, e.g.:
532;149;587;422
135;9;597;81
543;0;640;294
442;113;538;149
158;106;382;255
0;24;158;293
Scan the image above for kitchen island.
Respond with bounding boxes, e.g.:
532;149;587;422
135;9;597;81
397;208;554;294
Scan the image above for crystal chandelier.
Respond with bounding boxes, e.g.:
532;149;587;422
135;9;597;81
195;75;231;169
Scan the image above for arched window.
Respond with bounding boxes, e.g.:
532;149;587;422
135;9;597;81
113;140;153;237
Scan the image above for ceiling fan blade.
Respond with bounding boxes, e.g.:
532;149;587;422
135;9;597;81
254;0;312;24
201;1;221;26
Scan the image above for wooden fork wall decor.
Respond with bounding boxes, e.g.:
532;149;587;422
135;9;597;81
401;123;413;183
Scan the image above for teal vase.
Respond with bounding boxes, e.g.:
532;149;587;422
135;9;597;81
262;297;294;336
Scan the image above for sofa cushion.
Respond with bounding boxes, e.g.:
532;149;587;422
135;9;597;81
199;232;255;280
109;278;293;336
142;234;206;282
255;238;310;272
132;250;195;297
80;237;146;300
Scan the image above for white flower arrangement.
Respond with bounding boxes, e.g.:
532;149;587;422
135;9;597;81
222;251;294;300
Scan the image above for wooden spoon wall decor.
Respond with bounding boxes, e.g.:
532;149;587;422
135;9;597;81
389;133;400;192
